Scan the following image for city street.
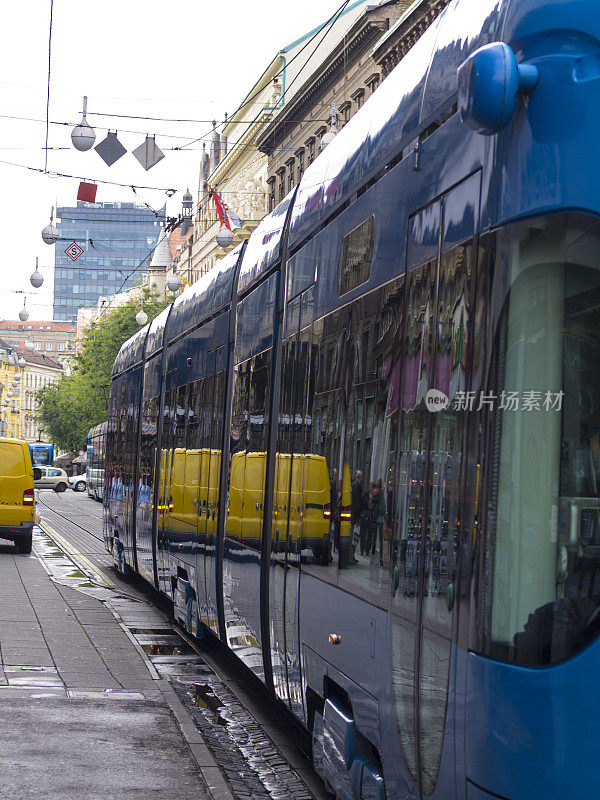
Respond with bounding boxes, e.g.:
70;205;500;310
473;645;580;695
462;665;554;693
0;489;324;800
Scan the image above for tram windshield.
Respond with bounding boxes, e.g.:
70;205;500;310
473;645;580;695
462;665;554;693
480;214;600;665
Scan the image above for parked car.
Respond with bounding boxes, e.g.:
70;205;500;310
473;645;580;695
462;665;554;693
34;466;69;492
87;468;105;501
0;437;37;553
69;474;87;492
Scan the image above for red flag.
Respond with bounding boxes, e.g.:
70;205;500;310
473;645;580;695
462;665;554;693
210;189;230;229
77;182;97;203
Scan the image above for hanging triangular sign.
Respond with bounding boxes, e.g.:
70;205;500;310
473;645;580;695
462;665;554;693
132;135;165;171
95;131;127;166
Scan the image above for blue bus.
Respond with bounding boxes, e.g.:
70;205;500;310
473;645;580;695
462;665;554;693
28;441;54;467
86;421;107;501
104;1;600;797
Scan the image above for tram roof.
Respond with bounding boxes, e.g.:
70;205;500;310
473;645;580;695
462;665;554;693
237;191;295;295
165;244;243;345
145;305;171;358
112;323;149;377
288;0;506;249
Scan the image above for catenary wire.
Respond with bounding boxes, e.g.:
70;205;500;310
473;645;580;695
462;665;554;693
178;0;352;151
212;0;349;191
43;0;54;173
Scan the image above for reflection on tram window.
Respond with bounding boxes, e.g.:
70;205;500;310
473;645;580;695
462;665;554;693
473;215;600;666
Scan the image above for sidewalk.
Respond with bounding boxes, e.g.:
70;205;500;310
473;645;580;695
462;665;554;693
0;539;213;800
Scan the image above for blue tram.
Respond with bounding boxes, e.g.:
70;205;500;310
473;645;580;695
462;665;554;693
28;441;54;467
104;1;600;797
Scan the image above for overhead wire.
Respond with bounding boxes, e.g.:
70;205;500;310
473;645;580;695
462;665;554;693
178;0;352;152
212;0;350;192
92;225;175;321
43;0;54;173
0;157;177;193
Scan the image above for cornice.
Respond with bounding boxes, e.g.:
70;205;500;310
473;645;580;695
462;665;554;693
257;18;388;155
211;113;271;187
373;0;451;75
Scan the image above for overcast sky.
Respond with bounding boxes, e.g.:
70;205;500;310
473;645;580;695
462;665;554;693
0;0;349;321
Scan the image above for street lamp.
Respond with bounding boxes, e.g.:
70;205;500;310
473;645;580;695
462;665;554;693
71;96;96;151
30;257;43;288
136;302;148;326
216;226;233;248
41;207;59;245
18;295;29;322
167;273;182;292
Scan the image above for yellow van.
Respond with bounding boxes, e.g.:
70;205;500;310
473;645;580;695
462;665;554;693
0;437;36;554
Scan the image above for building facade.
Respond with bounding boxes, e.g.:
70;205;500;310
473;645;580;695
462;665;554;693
0;320;76;371
184;1;380;281
256;0;453;202
53;201;165;321
0;340;21;439
372;0;453;77
19;349;63;442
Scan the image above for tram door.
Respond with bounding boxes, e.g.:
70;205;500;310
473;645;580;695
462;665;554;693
197;346;225;637
392;175;479;799
269;286;313;718
157;370;176;596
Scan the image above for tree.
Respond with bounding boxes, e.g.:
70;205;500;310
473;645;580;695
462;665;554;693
38;289;171;451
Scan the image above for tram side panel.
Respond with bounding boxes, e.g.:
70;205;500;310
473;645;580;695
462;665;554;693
159;310;232;638
135;352;162;586
223;272;279;681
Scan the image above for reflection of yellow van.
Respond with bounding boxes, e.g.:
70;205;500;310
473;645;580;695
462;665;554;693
168;448;222;538
227;451;331;557
0;437;36;554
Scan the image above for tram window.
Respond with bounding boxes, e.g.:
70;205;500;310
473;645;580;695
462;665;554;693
241;349;273;550
186;380;200;450
302;277;405;603
139;395;158;501
174;385;187;449
226;361;251;546
474;215;600;666
338;215;375;296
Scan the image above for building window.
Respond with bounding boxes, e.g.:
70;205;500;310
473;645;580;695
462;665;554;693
295;148;305;182
305;137;315;165
58;342;65;351
46;342;53;351
286;158;295;193
339;101;351;126
351;88;365;111
34;342;41;351
315;126;327;151
267;177;276;213
365;73;380;95
277;167;286;203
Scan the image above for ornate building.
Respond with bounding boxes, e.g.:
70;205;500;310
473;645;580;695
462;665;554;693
0;319;76;372
0;339;21;439
19;349;63;442
372;0;453;77
257;1;411;207
186;1;383;281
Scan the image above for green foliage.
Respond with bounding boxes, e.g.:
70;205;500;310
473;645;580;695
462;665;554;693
38;288;171;452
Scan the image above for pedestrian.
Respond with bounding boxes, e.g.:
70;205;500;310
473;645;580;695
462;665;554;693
362;482;375;556
350;469;364;564
371;479;386;565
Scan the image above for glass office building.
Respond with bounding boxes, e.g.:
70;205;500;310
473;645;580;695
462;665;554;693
53;201;165;321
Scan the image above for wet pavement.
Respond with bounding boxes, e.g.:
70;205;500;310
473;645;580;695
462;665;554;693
0;489;327;800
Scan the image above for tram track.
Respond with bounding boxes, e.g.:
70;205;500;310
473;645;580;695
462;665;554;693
35;491;105;545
